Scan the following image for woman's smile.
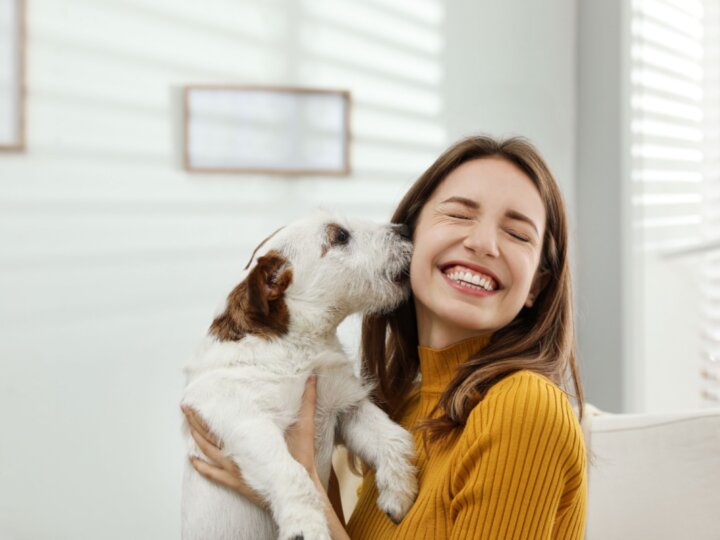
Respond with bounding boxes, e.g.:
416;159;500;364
439;261;503;290
441;268;500;297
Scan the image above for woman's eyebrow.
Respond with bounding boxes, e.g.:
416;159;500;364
440;196;479;210
439;196;539;236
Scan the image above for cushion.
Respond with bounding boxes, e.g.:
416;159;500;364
584;406;720;539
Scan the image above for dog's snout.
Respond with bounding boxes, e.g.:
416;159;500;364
392;223;411;240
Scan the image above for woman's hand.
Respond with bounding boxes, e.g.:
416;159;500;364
181;404;268;509
181;375;320;505
285;374;319;475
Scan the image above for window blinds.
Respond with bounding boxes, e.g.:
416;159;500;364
630;0;719;404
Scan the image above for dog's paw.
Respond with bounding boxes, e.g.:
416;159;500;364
279;513;331;540
375;450;419;525
377;483;417;524
370;426;418;524
280;530;330;540
376;467;418;524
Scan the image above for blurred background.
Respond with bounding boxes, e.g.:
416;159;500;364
1;0;719;538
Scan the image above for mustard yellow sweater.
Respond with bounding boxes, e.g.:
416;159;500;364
346;335;587;539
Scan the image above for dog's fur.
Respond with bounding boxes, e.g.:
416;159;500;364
181;212;418;540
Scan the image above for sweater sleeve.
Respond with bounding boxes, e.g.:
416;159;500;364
448;373;587;539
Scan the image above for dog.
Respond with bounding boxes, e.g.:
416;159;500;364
180;212;418;540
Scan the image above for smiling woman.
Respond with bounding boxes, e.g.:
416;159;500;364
349;135;587;539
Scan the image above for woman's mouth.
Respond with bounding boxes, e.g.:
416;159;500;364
439;264;502;297
442;264;499;289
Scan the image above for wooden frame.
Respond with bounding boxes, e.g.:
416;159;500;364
0;0;25;151
183;85;351;175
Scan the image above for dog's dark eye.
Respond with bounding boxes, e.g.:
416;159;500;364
327;223;351;247
335;227;349;244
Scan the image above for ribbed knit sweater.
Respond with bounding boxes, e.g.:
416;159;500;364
346;334;587;539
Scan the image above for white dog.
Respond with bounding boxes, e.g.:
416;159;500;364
181;212;418;540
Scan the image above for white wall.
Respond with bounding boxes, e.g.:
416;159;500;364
0;1;578;538
575;0;631;413
445;0;577;212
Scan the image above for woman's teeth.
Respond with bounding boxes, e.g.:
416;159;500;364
446;270;496;291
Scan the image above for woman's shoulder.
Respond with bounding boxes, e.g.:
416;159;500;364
483;369;572;409
463;369;585;456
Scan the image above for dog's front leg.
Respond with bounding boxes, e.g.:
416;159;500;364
224;417;331;540
338;399;418;523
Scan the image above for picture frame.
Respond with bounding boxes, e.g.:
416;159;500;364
0;0;25;151
183;85;351;175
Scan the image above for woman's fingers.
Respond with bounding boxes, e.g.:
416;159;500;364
189;426;231;468
190;457;245;492
189;450;269;509
187;426;268;508
182;405;223;449
182;406;268;509
182;406;237;473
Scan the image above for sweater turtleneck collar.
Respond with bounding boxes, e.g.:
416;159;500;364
417;334;493;394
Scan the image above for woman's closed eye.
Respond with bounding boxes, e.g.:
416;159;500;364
445;213;531;242
446;213;473;220
507;230;531;242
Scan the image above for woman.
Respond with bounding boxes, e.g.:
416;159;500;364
183;135;588;539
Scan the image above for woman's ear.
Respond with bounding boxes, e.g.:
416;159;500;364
525;268;550;308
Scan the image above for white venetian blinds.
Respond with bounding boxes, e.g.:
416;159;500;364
630;0;720;405
631;0;704;252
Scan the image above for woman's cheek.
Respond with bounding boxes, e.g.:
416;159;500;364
408;252;425;295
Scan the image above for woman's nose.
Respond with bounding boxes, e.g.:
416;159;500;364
463;220;500;257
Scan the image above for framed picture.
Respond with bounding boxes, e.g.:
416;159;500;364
183;85;351;175
0;0;25;151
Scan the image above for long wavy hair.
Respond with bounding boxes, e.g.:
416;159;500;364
360;135;584;444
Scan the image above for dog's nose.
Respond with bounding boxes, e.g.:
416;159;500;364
392;223;411;239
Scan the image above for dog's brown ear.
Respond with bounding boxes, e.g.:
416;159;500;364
210;250;292;341
247;252;292;317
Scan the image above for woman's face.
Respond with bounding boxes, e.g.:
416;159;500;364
410;157;548;348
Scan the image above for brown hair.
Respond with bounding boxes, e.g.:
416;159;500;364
360;135;584;444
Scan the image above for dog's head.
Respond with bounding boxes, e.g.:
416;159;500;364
210;211;413;341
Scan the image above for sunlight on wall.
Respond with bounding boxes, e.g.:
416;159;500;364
0;1;446;539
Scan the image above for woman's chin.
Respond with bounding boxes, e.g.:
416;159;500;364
434;307;496;335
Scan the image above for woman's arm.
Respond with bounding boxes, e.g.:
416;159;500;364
328;465;346;525
282;375;350;539
310;468;350;539
182;376;351;540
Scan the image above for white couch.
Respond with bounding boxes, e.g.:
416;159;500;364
583;405;720;540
